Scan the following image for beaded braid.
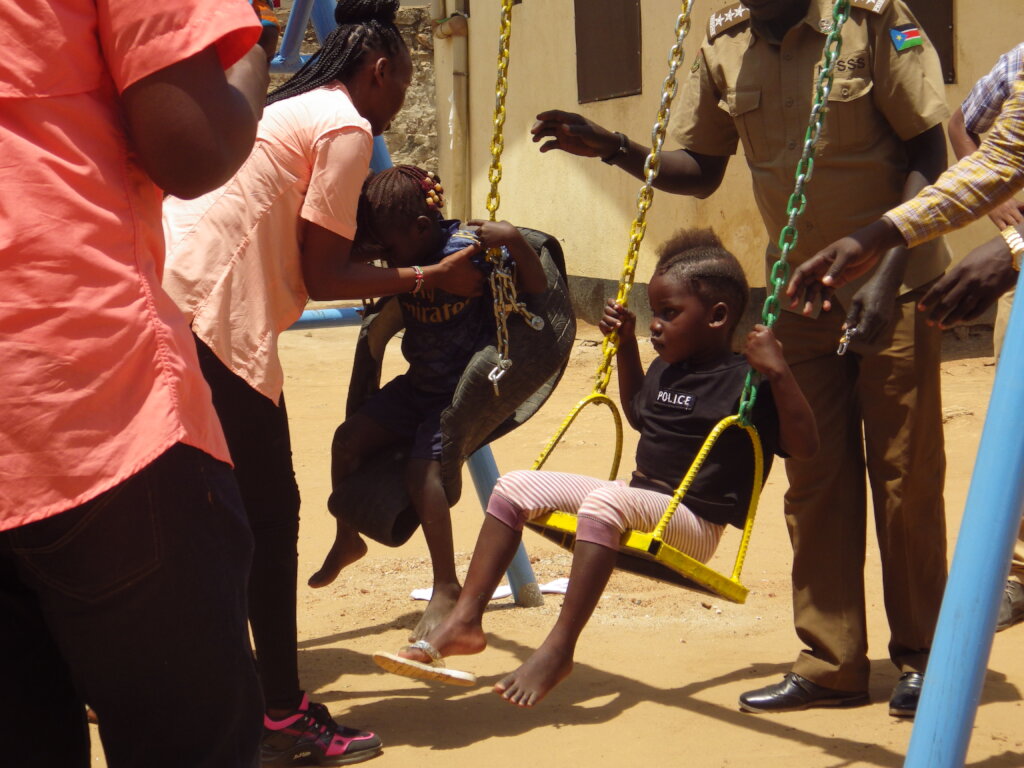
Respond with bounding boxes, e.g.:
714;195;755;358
356;165;445;248
267;0;406;105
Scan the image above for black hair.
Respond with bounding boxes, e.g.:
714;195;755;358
267;0;407;105
654;228;749;332
355;165;442;251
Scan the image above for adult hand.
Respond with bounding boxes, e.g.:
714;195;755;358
988;198;1024;230
530;110;620;159
434;242;485;297
787;218;906;314
844;272;897;345
918;236;1019;328
599;299;636;340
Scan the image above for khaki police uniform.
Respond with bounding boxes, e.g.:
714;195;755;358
671;0;950;691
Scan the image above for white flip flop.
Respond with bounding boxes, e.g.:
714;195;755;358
372;640;477;687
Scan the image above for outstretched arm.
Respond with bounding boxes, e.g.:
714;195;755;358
530;111;729;199
301;221;485;301
744;325;817;460
833;124;947;341
598;300;644;430
788;78;1024;301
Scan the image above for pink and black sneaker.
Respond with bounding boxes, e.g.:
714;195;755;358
261;694;382;766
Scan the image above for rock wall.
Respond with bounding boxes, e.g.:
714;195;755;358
384;7;439;172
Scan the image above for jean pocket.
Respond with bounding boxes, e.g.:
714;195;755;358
10;474;161;604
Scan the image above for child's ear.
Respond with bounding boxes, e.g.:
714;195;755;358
414;215;434;235
708;301;730;328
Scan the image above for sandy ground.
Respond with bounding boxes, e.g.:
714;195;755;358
92;322;1024;767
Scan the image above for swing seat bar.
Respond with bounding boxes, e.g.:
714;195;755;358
525;415;764;604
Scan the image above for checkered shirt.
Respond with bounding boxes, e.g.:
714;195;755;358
962;44;1024;134
886;73;1024;248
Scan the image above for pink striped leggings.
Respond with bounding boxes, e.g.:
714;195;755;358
487;470;724;562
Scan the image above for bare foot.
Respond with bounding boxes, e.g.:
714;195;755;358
399;613;488;662
409;583;461;642
307;521;368;588
493;644;574;707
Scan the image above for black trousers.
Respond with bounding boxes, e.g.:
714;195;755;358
195;337;304;710
0;444;262;768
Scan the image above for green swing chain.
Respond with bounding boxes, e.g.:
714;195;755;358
736;0;851;425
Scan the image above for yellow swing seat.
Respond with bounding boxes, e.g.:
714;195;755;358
526;411;764;604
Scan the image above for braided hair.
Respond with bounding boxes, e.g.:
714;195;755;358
267;0;406;105
655;228;749;333
355;165;444;251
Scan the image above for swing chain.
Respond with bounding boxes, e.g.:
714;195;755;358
736;0;851;425
593;1;694;396
483;0;543;396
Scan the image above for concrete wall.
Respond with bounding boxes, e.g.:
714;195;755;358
430;0;1024;323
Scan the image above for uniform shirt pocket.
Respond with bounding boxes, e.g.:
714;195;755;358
824;77;886;153
722;87;768;162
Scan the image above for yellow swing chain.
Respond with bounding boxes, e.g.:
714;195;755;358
532;2;694;477
483;0;544;396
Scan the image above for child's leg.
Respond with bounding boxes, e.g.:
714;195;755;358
400;470;618;656
406;457;461;640
496;484;722;707
309;412;405;588
496;540;618;707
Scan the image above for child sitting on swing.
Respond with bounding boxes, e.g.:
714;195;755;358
374;228;819;705
309;165;549;640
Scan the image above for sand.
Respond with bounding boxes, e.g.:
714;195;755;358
91;322;1024;767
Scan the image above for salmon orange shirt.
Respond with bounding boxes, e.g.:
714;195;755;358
163;84;373;403
0;0;260;530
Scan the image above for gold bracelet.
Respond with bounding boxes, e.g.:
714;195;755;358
1001;225;1024;272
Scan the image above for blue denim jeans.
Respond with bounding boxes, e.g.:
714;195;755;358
0;443;262;768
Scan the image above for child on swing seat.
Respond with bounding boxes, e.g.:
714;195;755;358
309;165;549;641
374;228;819;705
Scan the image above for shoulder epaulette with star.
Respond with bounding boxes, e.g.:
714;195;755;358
850;0;891;14
708;3;750;41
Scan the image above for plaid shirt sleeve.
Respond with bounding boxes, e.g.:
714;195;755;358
961;44;1024;135
886;73;1024;249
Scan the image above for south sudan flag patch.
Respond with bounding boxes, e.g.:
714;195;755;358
890;23;923;51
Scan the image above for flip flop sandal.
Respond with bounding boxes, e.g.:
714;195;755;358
372;640;477;687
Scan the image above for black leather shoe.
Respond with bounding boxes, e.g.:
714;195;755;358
739;673;868;713
889;672;924;718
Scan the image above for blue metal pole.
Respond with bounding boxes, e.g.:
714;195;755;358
466;448;544;607
291;306;364;329
269;0;314;73
904;268;1024;768
308;0;337;43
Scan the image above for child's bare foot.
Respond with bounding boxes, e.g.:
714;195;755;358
409;583;461;642
493;644;574;707
399;613;487;662
308;522;368;588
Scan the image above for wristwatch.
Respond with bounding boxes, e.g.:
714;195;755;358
1000;225;1024;271
600;132;629;164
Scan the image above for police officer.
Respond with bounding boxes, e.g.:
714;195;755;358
532;0;949;717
